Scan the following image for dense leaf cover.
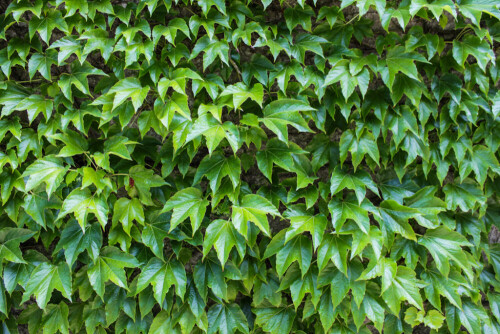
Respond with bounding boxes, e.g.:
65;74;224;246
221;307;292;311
0;0;499;333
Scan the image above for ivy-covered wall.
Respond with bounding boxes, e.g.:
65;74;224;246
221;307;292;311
0;0;499;333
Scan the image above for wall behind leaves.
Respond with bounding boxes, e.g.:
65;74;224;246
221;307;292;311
0;0;499;333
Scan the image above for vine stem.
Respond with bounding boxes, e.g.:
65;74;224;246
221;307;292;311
456;27;471;41
10;72;71;85
10;79;44;84
84;151;99;170
345;14;359;25
229;57;242;81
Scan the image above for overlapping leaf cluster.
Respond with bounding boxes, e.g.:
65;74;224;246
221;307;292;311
0;0;499;333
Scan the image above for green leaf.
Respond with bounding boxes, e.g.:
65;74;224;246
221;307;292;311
443;179;486;211
58;62;105;101
232;194;281;237
42;302;70;334
186;279;205;321
319;260;365;309
458;0;500;25
185;112;240;155
193;255;227;301
54;221;102;266
207;303;249;334
329;197;375;235
350;226;384;260
424;310;445;330
28;51;57;80
48;36;83;65
288;34;328;64
136;257;187;304
103;136;135;160
342;0;386;16
254;305;295;334
193;153;240;193
431;73;462;104
23;191;61;228
259;99;314;143
0;84;30;116
162;187;209;234
128;165;167;206
382;46;428;90
324;59;370;100
284;5;314;32
81;167;114;194
488;292;500;323
2;0;499;329
22;156;69;197
28;9;69;43
404;186;446;229
330;167;379;205
317;234;350;274
59;0;89;17
190;36;229;70
15;94;53;123
318;288;335;332
21;262;72;309
108;78;150;112
284;209;327;250
421;268;462;309
156;93;191;129
378;200;419;241
242;54;275;86
220;83;264;109
278;264;321;309
0;228;35;263
254;35;288;62
382;266;423;315
87;246;139;299
0;118;22;141
262;230;287;260
6;0;43;21
1;170;23;205
352;284;386;332
276;235;312;277
150;311;180;334
256;138;308;182
391;74;424;106
141;221;169;260
16;128;43;163
446;300;490;334
112;198;144;236
58;188;109;230
158;69;200;98
339;129;380;169
253;273;281;307
409;0;456;19
419;226;474;280
452;36;494;71
404;307;425;327
381;4;411;30
357;257;397;293
459;145;500;187
51;129;88;157
202;219;246;266
318;6;344;27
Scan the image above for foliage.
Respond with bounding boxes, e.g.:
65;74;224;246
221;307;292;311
0;0;499;333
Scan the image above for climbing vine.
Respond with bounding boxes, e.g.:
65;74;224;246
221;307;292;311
0;0;499;333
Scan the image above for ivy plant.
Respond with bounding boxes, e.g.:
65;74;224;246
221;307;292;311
0;0;499;333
